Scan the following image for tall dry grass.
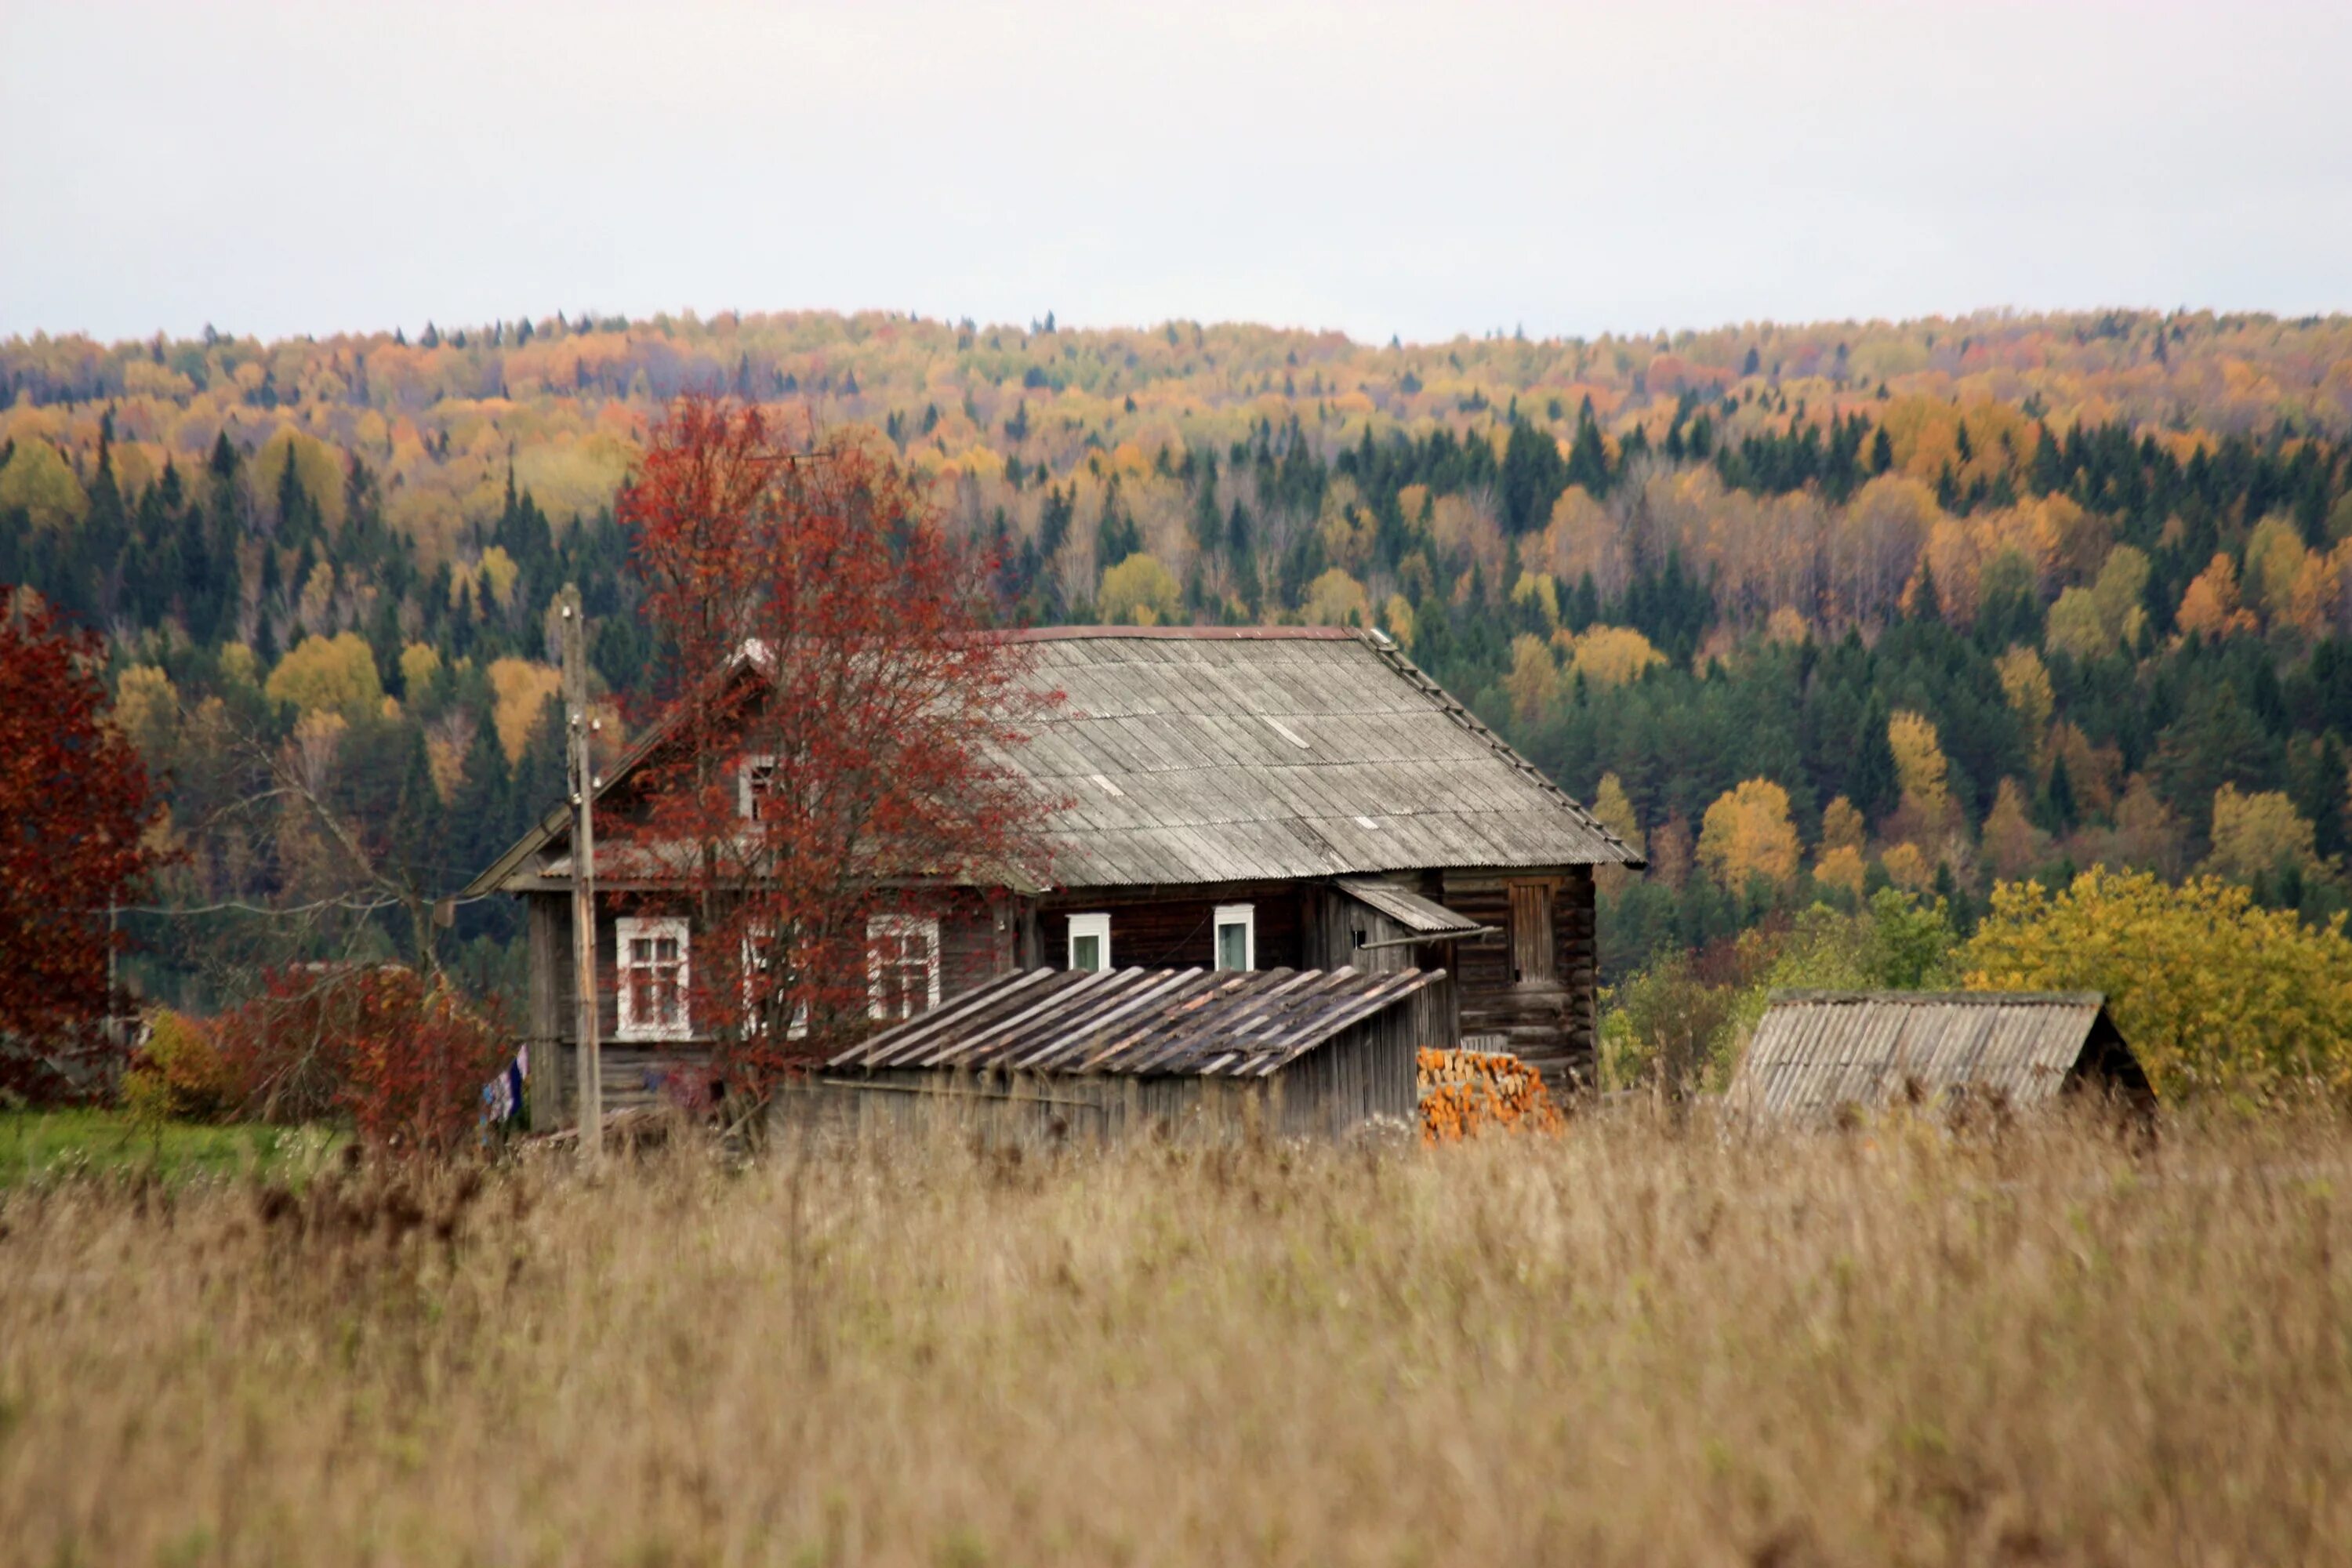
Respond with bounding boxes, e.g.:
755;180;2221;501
3;1109;2350;1566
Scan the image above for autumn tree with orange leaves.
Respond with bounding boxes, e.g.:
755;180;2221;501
617;399;1055;1114
0;592;167;1098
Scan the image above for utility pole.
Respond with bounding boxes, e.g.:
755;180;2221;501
559;586;602;1160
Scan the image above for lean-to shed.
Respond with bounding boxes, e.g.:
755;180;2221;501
811;964;1452;1140
1728;990;2153;1130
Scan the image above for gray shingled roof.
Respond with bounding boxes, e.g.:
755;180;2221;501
829;964;1443;1078
1727;990;2149;1128
996;628;1639;887
463;626;1640;898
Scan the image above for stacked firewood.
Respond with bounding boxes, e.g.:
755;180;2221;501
1417;1048;1565;1144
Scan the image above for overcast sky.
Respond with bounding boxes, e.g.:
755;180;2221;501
4;2;2347;347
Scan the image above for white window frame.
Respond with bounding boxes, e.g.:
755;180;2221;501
1067;911;1112;972
737;753;779;820
615;915;692;1041
1212;902;1256;971
867;914;942;1022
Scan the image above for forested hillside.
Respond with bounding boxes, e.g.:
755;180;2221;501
5;308;2350;1009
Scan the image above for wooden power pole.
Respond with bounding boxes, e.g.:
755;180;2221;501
558;586;603;1160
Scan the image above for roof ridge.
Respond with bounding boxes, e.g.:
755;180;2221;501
1766;989;2108;1006
1352;631;1645;868
1000;624;1356;643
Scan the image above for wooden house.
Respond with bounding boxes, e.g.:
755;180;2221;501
1728;990;2155;1130
462;626;1643;1127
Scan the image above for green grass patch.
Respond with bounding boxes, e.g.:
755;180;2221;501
0;1109;345;1188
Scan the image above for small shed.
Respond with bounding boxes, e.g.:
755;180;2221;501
810;964;1453;1140
1728;990;2153;1130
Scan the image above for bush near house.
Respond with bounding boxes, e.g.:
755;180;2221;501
210;966;507;1157
1964;867;2352;1102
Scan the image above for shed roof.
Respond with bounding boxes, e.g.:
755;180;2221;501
993;628;1639;887
1727;990;2146;1128
829;964;1443;1079
1334;878;1487;937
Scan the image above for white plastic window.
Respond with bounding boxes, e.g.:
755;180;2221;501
867;914;942;1022
1067;912;1111;972
1214;903;1255;971
615;915;691;1040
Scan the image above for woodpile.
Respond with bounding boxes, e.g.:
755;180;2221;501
1417;1048;1564;1143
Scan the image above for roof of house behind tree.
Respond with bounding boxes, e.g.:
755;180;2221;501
993;627;1640;887
829;963;1443;1078
1728;990;2150;1128
463;626;1640;898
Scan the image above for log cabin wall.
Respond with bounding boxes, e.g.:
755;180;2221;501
1439;867;1597;1087
1034;884;1306;971
525;869;1595;1126
523;890;1004;1127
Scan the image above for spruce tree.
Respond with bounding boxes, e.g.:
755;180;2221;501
451;710;514;884
1094;479;1141;567
1191;469;1221;558
1565;401;1610;496
1851;695;1900;824
2038;754;2078;833
1910;564;1943;624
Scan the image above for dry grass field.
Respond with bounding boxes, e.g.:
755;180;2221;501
4;1111;2350;1567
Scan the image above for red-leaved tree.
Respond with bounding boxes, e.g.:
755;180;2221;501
618;399;1056;1112
0;590;166;1098
212;965;509;1157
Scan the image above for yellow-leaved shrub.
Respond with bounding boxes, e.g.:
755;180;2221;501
1962;867;2352;1102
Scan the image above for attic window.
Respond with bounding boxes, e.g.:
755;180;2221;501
738;754;779;820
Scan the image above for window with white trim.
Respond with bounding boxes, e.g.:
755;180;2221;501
867;914;942;1022
1213;903;1255;971
615;915;691;1040
737;754;779;821
1067;912;1111;972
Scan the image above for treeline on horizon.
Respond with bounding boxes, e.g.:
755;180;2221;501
2;307;2350;1011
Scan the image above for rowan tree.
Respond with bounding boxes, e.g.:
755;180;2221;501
619;398;1056;1112
0;591;167;1071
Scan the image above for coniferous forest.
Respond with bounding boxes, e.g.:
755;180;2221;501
4;308;2350;1014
